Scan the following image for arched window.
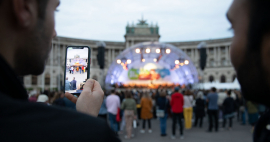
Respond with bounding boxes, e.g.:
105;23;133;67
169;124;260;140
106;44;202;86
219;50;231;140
232;74;237;82
45;73;50;85
209;75;214;82
31;75;37;85
220;75;226;83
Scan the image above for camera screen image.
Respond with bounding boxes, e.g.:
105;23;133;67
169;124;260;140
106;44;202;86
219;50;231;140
65;47;89;93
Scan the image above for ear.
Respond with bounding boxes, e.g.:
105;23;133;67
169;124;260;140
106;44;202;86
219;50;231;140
12;0;38;28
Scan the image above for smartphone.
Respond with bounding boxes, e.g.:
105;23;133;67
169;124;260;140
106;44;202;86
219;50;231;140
64;46;91;95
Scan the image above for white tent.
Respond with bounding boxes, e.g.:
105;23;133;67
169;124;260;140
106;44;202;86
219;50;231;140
194;78;241;90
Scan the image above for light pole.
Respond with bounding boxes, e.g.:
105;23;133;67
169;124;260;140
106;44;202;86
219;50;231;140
197;42;207;88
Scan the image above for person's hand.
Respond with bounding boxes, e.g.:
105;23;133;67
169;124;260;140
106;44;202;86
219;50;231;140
65;79;104;116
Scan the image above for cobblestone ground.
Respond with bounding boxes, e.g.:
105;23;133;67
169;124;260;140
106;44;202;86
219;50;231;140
119;118;253;142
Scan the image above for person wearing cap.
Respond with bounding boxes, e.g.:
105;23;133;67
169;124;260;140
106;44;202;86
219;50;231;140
37;94;49;105
170;87;184;139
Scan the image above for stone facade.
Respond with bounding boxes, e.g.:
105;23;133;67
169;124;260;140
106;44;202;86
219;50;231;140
23;19;235;91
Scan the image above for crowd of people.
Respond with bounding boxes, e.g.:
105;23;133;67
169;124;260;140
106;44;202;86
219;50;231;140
68;66;87;74
96;87;267;140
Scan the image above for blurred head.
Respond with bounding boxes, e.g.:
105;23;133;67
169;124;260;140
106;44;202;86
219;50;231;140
160;90;167;97
111;89;116;94
211;87;217;93
227;90;232;97
185;90;192;96
125;92;132;99
66;77;68;80
174;87;179;92
228;0;270;105
0;0;59;75
37;94;49;103
197;91;204;99
73;77;75;80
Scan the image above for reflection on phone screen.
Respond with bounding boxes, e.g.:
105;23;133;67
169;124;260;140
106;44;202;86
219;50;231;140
65;47;89;94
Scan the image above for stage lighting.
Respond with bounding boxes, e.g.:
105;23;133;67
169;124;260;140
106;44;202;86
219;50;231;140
166;49;171;54
184;60;189;65
127;59;132;64
153;58;157;62
146;48;151;53
135;48;140;53
121;63;124;66
175;60;179;64
156;49;161;53
180;63;184;66
142;59;145;62
117;59;121;64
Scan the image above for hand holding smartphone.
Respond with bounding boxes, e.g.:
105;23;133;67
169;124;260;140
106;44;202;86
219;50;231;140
64;46;91;95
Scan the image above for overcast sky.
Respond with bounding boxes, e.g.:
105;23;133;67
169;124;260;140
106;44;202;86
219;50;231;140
55;0;233;42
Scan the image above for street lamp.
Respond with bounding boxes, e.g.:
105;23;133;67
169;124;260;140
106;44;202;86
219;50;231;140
135;48;140;53
146;48;151;53
166;49;171;54
117;59;121;64
127;59;132;64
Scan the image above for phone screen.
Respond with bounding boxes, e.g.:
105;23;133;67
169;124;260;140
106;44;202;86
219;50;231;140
64;46;90;94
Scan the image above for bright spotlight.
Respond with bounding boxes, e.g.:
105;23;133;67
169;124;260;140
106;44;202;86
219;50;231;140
156;49;161;53
146;48;151;53
184;60;189;65
166;49;171;54
175;60;179;64
117;59;121;64
135;48;140;53
127;59;132;64
153;58;157;62
142;59;145;62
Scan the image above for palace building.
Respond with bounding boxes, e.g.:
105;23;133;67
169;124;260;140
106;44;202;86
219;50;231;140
23;18;235;91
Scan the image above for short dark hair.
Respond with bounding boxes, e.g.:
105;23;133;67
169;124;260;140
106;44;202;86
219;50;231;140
125;92;132;98
227;90;232;96
211;87;216;92
111;90;115;94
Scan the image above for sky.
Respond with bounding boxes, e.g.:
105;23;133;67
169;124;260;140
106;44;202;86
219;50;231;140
67;48;89;58
55;0;234;42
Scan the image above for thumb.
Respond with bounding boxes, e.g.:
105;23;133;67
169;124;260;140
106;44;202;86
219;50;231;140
82;79;95;95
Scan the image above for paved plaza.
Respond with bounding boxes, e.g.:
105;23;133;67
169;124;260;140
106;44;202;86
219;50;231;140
119;118;253;142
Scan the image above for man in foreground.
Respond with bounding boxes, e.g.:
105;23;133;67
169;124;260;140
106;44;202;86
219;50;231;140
227;0;270;141
0;0;120;141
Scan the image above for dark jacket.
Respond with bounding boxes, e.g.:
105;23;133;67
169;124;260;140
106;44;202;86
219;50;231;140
71;80;77;90
0;56;120;142
195;98;205;117
157;97;169;114
222;97;235;115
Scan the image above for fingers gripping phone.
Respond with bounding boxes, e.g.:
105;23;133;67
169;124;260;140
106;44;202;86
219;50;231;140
64;46;91;95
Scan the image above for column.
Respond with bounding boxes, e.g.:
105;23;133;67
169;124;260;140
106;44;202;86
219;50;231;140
218;46;221;66
112;48;115;63
226;46;230;65
214;47;217;67
132;39;134;47
126;40;129;49
108;49;112;65
41;71;45;92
